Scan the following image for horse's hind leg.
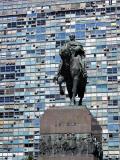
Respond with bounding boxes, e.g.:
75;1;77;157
66;79;73;99
59;84;64;95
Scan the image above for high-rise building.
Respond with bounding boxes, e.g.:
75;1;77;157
0;0;120;159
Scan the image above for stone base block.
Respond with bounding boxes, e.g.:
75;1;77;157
40;154;98;160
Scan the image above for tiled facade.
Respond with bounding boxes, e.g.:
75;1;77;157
0;0;120;159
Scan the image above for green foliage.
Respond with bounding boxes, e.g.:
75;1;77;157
25;155;33;160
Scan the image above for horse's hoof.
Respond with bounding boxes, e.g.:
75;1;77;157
74;100;76;105
70;102;74;106
78;101;82;106
70;99;76;106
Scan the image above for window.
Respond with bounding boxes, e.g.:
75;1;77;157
5;96;14;102
108;124;119;131
36;27;45;33
5;73;15;79
108;100;118;106
0;97;4;103
107;68;117;74
75;24;85;30
36;34;46;41
56;32;66;40
113;116;118;120
108;76;117;81
96;84;107;92
75;32;85;39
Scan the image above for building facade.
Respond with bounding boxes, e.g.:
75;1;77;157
0;0;120;159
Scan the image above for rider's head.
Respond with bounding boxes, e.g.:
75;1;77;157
69;34;75;41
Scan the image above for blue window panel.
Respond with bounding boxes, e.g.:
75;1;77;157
24;119;32;123
101;63;107;68
33;119;40;127
92;30;106;35
108;124;119;131
75;24;85;30
16;73;24;77
96;84;107;88
45;67;56;72
56;12;65;17
113;68;117;73
36;34;46;41
71;25;75;29
107;68;117;74
108;116;119;122
113;100;118;105
35;102;45;110
96;84;107;92
37;13;45;18
5;97;10;102
75;32;85;39
27;27;35;32
6;66;11;72
13;148;24;152
55;55;60;63
91;62;96;69
10;97;14;102
108;141;119;147
108;76;117;81
0;67;5;72
27;12;37;17
27;35;35;39
5;97;14;102
5;73;15;79
113;116;119;120
45;56;51;61
36;27;45;33
31;12;37;16
96;45;106;49
12;140;19;144
27;50;35;54
86;23;95;28
56;32;66;40
96;22;109;27
46;71;55;75
0;97;4;103
88;77;96;83
16;66;21;69
108;100;118;106
108;116;114;123
11;66;15;71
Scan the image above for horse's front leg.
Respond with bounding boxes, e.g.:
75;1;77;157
57;76;65;95
70;95;76;106
70;77;78;105
79;98;83;106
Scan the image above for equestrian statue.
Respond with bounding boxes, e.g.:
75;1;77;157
53;34;87;105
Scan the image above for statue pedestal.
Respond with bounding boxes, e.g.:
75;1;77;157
40;155;98;160
39;106;102;160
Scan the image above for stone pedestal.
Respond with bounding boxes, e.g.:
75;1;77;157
39;106;103;160
40;155;98;160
